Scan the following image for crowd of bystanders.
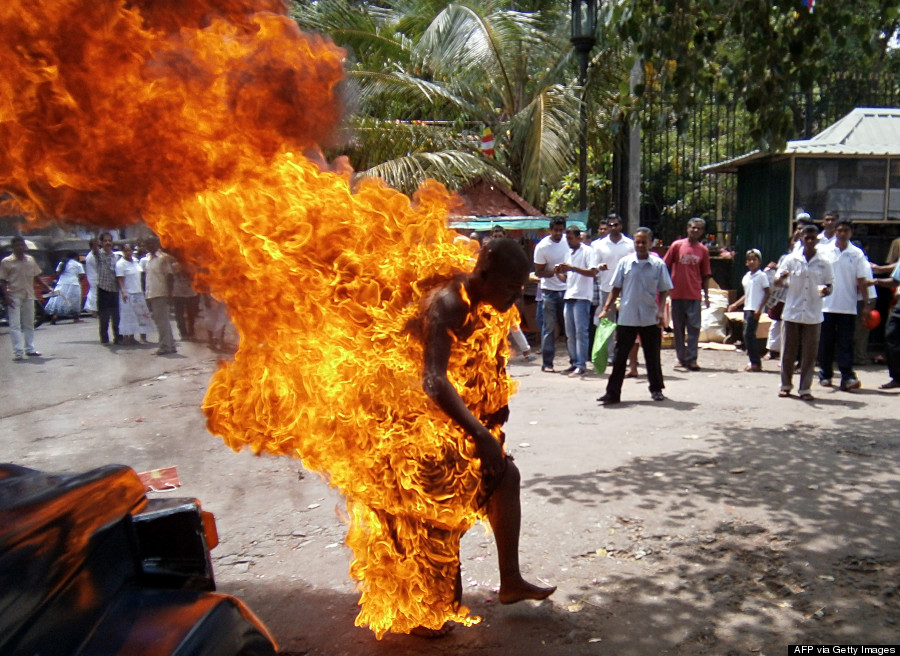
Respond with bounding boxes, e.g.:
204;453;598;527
520;211;900;404
1;233;232;361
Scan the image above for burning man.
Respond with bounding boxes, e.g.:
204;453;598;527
407;236;556;635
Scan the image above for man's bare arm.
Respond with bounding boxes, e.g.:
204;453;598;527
421;289;504;473
534;261;553;279
597;287;620;320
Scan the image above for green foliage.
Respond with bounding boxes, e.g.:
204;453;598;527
291;0;624;210
546;170;610;228
615;0;900;151
291;0;899;225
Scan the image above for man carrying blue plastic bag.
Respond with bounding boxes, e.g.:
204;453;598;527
596;227;673;405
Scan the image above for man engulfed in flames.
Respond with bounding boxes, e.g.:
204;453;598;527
347;237;556;636
0;0;553;638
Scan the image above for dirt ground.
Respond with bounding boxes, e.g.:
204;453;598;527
2;319;898;655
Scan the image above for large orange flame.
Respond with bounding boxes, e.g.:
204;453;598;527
1;0;518;636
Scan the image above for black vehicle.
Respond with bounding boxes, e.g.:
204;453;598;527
0;464;278;656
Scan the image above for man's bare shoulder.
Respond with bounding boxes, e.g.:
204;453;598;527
424;281;469;331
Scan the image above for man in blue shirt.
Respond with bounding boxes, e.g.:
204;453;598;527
596;227;673;404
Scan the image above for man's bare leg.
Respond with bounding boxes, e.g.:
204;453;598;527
487;460;556;604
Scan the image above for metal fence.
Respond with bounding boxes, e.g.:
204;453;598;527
637;74;900;248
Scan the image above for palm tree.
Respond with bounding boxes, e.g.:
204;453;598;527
291;0;620;210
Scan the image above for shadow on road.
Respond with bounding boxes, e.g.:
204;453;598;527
519;415;899;652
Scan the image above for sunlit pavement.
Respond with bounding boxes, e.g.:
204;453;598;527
3;324;898;654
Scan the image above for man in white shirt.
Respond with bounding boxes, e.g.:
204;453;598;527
817;210;838;246
557;226;598;377
791;212;815;252
592;213;635;363
143;237;178;355
533;217;569;372
817;220;872;391
775;225;834;400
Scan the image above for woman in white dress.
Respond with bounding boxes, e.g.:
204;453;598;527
83;237;100;314
45;251;85;323
115;243;153;345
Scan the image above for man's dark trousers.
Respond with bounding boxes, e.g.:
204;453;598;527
97;288;120;344
818;312;856;382
605;324;664;399
885;308;900;384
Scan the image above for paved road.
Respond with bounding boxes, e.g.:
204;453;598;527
2;318;898;654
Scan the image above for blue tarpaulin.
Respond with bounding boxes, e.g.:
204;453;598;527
449;214;587;231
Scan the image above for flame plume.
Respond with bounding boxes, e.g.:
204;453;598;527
1;0;519;636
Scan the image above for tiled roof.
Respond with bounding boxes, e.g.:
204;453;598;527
449;180;544;218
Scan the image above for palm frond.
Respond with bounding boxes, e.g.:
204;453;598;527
415;4;538;113
506;84;581;204
348;69;479;116
339;117;480;168
356;150;510;196
291;0;411;67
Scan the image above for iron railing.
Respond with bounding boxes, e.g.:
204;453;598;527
637;73;900;248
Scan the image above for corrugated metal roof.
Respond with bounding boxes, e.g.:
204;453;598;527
811;107;900;146
703;107;900;173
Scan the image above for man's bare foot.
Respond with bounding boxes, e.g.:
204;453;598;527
410;622;455;638
498;579;556;604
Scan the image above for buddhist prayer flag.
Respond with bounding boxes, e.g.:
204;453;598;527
481;126;495;158
802;0;816;11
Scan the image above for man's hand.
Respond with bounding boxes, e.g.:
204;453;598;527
473;427;505;476
656;309;666;329
704;294;711;308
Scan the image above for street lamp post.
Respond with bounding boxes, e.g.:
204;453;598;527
570;0;597;216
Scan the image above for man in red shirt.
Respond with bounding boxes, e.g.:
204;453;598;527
663;218;711;371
